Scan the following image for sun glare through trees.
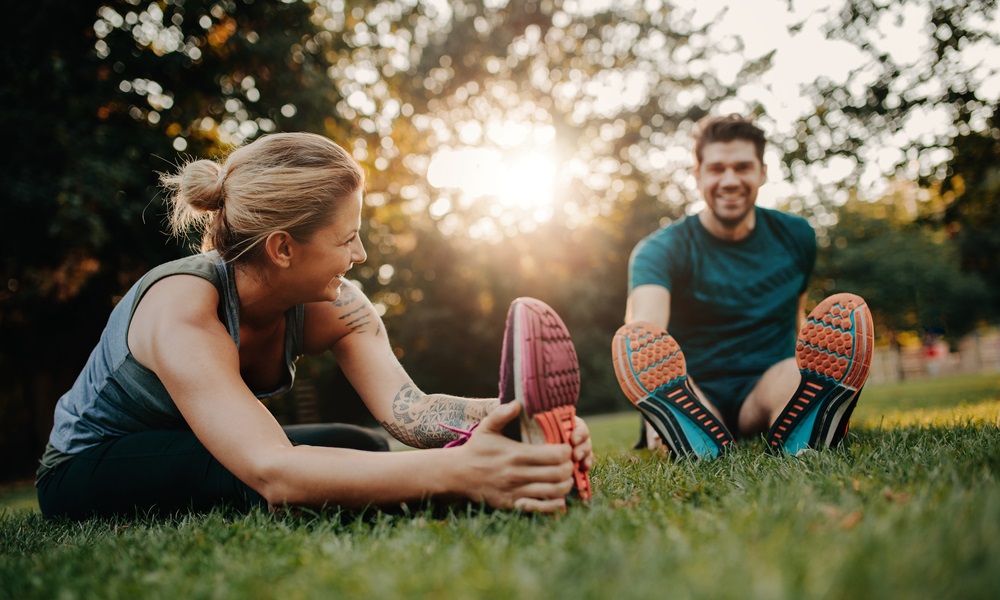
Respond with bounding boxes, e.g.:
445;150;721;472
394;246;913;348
427;143;560;239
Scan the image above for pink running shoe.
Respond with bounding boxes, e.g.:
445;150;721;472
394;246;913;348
499;297;592;501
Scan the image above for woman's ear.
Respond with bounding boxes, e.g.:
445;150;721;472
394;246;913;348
263;230;295;268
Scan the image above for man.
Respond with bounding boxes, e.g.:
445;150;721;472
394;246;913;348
612;114;873;458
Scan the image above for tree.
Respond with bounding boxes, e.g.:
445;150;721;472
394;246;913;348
932;105;1000;321
783;0;998;189
815;188;993;346
0;0;358;478
781;0;1000;336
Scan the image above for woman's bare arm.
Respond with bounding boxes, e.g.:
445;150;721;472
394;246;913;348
128;275;572;512
376;383;498;448
304;281;498;448
625;284;671;327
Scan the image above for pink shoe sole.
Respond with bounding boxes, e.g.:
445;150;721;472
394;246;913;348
500;297;592;500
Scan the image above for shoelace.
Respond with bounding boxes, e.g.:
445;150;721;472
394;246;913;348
440;422;480;448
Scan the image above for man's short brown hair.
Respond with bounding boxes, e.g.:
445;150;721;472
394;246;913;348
692;114;766;166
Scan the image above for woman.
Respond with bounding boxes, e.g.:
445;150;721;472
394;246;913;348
36;132;593;520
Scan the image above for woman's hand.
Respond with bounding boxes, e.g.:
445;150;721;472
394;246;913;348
570;415;595;474
456;402;574;513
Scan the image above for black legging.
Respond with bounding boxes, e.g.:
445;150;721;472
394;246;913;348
37;424;390;520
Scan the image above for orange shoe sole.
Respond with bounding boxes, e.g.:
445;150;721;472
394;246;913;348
612;321;733;459
766;293;874;453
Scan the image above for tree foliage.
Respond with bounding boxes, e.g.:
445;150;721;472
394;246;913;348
786;0;1000;337
932;106;1000;317
815;189;993;344
784;0;998;187
0;0;359;477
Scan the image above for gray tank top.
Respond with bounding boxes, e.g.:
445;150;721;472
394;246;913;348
37;252;305;481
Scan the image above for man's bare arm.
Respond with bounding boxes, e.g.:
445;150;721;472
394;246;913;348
625;284;671;328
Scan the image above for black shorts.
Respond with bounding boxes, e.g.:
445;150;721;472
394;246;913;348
696;374;764;432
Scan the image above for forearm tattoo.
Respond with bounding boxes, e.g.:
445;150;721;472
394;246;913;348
378;383;497;449
334;284;381;336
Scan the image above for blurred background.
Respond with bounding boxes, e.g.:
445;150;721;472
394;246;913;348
2;0;998;481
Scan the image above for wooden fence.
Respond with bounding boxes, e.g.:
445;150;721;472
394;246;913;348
868;331;1000;385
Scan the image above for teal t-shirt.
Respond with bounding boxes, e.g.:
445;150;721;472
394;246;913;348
628;207;817;381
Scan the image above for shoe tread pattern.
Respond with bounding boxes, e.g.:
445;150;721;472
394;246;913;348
504;297;591;500
612;321;733;459
767;293;874;452
517;298;581;415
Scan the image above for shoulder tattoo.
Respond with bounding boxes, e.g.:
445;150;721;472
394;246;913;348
333;284;380;336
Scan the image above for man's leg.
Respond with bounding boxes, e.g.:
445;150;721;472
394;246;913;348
737;358;800;437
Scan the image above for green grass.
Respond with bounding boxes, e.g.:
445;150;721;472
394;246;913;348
2;372;999;600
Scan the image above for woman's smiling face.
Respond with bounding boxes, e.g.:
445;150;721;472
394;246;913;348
291;189;367;303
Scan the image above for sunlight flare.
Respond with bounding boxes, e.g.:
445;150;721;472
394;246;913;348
426;141;560;236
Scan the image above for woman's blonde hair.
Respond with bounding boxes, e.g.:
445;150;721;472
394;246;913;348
160;132;364;265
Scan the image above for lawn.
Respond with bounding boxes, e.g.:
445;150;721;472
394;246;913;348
2;372;998;599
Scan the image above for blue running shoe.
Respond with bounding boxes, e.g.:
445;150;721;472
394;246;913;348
612;322;734;459
766;293;874;454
